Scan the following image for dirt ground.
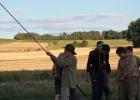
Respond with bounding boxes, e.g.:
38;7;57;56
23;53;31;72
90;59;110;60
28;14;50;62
0;42;140;71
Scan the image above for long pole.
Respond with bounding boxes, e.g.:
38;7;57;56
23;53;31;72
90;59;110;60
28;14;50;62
0;3;46;51
1;3;90;100
76;85;90;100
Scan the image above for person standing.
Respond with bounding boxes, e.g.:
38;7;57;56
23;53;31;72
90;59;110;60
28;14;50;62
46;44;83;100
125;46;140;100
86;42;111;100
115;47;138;100
86;41;111;100
52;53;65;100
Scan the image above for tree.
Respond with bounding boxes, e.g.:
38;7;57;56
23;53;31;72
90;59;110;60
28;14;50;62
81;40;88;47
72;41;79;47
126;18;140;47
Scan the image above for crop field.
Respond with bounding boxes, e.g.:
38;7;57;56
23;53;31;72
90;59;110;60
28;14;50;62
0;39;140;100
0;39;139;71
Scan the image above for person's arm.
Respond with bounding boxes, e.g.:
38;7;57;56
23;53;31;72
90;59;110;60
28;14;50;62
46;51;75;67
105;54;112;82
115;61;122;85
136;56;140;67
105;54;111;73
86;51;93;82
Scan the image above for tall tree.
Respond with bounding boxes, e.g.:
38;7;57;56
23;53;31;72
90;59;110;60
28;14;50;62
126;18;140;47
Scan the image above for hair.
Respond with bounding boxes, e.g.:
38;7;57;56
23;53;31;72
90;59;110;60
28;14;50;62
116;47;126;54
96;41;104;47
125;46;133;52
58;53;65;59
102;44;110;53
64;44;76;55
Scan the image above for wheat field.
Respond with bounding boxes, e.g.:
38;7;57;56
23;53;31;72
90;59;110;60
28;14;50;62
0;42;140;71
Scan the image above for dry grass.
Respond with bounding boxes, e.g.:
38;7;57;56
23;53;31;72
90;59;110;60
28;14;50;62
0;42;140;71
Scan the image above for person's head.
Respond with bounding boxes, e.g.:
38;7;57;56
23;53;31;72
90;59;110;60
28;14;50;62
63;44;76;56
125;46;133;55
101;44;110;55
58;53;65;59
96;41;104;51
116;47;127;58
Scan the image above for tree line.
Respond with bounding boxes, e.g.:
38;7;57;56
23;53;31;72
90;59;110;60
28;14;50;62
14;30;127;40
14;18;140;47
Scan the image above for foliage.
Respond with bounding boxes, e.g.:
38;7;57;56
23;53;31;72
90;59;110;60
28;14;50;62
102;30;127;39
13;30;127;40
126;18;140;47
71;40;88;47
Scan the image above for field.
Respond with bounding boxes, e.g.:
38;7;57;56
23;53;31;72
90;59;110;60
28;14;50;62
0;39;140;100
0;39;138;71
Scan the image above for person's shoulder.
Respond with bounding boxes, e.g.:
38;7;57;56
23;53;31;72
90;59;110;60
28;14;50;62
91;49;97;53
134;55;139;59
128;55;136;61
69;55;77;61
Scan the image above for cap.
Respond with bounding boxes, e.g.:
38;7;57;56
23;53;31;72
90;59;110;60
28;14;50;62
63;44;77;55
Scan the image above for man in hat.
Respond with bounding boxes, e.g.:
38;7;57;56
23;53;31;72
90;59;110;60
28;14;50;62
115;47;138;100
46;44;83;100
86;41;111;100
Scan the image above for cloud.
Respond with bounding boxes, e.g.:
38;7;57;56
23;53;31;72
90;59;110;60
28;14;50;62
97;13;123;19
9;8;27;13
0;13;125;34
0;25;22;31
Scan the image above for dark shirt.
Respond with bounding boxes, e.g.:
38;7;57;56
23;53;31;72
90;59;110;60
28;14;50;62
86;49;111;73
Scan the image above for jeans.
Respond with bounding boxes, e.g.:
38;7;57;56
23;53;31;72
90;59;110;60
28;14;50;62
91;70;104;100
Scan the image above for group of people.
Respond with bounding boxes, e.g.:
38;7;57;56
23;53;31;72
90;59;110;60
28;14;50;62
45;41;140;100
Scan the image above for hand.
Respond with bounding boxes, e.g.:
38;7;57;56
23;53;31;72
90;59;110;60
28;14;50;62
108;77;111;82
114;82;119;87
86;72;90;82
45;51;52;56
120;77;125;80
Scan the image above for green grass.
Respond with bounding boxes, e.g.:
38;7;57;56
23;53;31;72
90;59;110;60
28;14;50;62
0;70;139;100
47;39;133;50
0;38;59;44
0;38;16;44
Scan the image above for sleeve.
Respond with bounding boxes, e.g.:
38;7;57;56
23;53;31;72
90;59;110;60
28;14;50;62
105;54;111;73
50;55;75;67
115;61;122;82
122;56;137;78
86;51;93;72
136;56;140;67
52;64;56;75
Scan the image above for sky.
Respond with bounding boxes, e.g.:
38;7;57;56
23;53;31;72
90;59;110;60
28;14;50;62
0;0;140;39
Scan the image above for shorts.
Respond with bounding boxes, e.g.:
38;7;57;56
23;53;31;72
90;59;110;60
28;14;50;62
55;76;61;94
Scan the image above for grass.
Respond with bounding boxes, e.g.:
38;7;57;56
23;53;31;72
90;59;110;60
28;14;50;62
47;39;133;50
0;70;139;100
0;38;16;44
